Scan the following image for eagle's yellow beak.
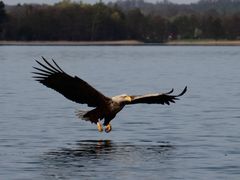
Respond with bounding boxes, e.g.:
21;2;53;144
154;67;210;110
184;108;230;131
125;96;132;102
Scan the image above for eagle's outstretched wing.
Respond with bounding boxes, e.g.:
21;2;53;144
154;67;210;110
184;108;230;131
128;86;187;105
32;57;110;107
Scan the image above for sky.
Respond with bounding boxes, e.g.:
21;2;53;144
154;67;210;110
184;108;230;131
3;0;200;5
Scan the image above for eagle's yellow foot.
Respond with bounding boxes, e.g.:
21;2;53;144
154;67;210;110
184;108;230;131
105;124;112;133
97;122;103;132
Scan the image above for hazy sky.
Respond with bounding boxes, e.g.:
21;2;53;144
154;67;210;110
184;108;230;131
3;0;200;5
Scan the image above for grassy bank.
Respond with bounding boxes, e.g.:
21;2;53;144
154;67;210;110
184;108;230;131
166;39;240;46
1;40;240;46
0;40;143;46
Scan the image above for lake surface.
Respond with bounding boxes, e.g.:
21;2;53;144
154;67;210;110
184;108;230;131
0;45;240;180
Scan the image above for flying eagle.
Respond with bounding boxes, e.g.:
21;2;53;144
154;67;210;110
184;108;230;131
33;57;187;133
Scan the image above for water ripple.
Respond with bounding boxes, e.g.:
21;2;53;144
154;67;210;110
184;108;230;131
39;140;174;179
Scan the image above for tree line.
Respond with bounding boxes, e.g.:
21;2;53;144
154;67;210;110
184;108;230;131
0;0;240;42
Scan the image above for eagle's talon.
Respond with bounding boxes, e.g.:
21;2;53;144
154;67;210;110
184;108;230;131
97;122;103;132
105;124;112;133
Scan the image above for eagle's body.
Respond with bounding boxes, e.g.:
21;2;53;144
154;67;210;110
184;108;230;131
33;57;187;133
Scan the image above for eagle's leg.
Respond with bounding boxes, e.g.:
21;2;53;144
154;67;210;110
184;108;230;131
97;121;103;132
105;123;112;133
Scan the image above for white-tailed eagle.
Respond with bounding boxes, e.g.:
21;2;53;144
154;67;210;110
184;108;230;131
33;57;187;133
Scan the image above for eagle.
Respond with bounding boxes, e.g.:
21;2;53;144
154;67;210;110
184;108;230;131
33;57;187;133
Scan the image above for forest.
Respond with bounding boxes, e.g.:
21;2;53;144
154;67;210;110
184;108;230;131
0;0;240;42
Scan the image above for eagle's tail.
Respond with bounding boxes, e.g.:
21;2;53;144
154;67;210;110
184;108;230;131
76;108;101;124
76;110;88;119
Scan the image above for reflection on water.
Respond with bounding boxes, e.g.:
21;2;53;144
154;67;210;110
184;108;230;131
41;140;174;179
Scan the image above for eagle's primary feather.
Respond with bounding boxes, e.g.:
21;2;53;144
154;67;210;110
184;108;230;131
33;57;110;107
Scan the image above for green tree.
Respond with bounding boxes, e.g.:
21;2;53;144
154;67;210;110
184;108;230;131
201;13;225;39
0;1;6;23
144;15;168;42
125;8;146;40
224;13;240;39
171;15;199;39
0;1;7;39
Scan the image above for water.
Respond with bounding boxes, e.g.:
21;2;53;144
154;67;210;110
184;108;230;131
0;45;240;180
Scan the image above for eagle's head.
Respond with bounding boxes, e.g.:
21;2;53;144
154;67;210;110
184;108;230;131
111;94;132;104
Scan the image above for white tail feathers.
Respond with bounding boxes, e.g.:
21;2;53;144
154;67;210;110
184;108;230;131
75;110;90;121
75;108;100;124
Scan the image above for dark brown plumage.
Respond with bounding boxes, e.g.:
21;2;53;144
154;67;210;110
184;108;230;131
33;57;187;133
128;87;187;105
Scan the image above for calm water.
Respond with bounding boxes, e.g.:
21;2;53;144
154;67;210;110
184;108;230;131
0;45;240;180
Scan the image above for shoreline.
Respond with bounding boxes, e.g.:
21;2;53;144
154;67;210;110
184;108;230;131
1;40;240;46
0;40;144;46
165;40;240;46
